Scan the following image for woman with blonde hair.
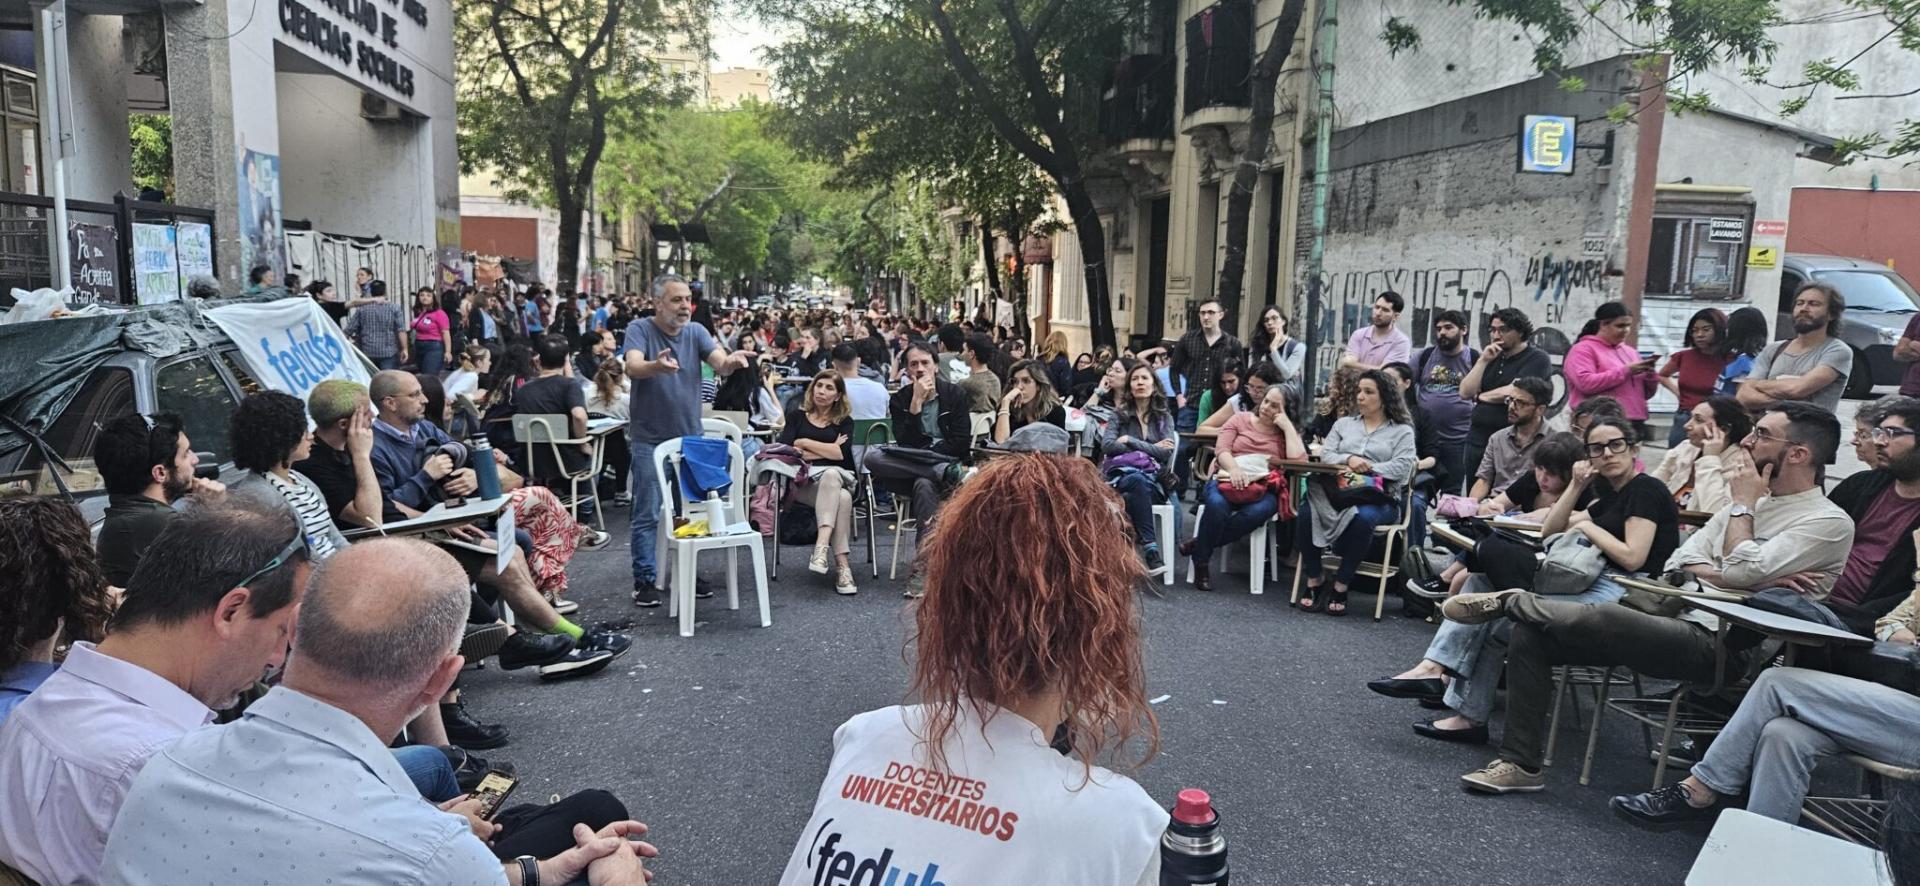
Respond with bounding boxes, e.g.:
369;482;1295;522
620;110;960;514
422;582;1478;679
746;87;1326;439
777;454;1165;885
777;369;858;595
1041;329;1073;395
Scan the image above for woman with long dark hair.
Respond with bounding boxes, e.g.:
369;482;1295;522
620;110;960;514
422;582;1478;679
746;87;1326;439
993;358;1068;442
1565;301;1657;441
410;287;452;375
1250;305;1305;399
777;454;1165;885
1657;308;1734;447
1295;369;1417;616
1181;383;1304;590
1098;357;1178;572
1717;306;1772;395
1649;394;1754;512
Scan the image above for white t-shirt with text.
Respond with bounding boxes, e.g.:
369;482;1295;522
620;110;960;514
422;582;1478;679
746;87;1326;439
778;704;1163;886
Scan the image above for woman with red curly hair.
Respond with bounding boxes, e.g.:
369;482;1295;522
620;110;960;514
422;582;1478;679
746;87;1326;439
777;454;1166;885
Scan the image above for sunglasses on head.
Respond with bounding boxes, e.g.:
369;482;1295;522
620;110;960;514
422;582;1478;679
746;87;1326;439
232;531;312;592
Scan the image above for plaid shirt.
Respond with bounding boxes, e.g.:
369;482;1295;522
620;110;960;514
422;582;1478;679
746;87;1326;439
344;302;405;358
1169;328;1244;402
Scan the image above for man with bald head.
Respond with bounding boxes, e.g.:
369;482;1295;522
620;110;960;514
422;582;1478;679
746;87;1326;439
102;540;655;886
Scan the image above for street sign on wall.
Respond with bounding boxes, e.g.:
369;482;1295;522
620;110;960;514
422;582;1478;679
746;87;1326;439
1518;115;1576;174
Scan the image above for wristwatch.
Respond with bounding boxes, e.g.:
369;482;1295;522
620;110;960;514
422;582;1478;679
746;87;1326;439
1728;503;1755;519
515;855;540;886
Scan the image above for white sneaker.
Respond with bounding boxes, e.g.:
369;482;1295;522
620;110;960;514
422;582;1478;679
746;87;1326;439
808;544;830;574
835;566;858;595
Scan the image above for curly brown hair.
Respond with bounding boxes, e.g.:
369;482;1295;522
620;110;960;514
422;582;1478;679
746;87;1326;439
911;454;1158;781
1317;365;1363;418
0;496;112;672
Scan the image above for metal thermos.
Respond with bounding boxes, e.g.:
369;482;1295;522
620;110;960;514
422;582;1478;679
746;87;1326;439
470;437;503;501
1160;788;1228;886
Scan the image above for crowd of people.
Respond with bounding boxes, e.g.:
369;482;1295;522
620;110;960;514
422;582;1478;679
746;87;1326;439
7;267;1920;883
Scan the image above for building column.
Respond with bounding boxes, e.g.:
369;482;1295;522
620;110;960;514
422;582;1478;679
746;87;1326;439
163;0;243;283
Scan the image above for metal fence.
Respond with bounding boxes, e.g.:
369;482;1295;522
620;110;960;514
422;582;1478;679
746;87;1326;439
0;192;216;305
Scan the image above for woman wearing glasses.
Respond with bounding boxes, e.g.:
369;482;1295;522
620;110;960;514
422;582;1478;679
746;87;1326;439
1376;415;1678;743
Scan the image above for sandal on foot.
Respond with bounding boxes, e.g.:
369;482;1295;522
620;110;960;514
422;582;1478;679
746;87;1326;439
1297;582;1326;613
1326;586;1351;617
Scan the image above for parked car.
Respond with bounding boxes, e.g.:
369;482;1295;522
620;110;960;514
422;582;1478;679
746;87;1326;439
1777;253;1920;397
0;324;265;524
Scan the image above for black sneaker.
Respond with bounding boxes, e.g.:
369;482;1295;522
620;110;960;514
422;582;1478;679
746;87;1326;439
497;632;574;670
537;645;617;681
694;578;715;600
579;628;632;660
1610;783;1722;831
439;701;510;751
1142;544;1164;573
1406;577;1448;599
633;583;662;608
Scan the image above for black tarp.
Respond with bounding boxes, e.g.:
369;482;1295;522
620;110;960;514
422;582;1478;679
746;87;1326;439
0;292;285;462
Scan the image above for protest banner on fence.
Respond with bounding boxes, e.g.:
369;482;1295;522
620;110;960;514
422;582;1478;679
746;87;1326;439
68;222;120;305
176;222;215;291
204;297;371;403
132;223;181;304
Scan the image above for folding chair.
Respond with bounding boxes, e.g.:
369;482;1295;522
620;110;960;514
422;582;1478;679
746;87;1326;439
1288;484;1415;620
1803;754;1920;847
853;418;899;578
510;413;604;531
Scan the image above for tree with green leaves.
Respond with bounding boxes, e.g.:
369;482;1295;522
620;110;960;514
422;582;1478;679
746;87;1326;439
755;0;1145;349
456;0;699;294
129;114;173;198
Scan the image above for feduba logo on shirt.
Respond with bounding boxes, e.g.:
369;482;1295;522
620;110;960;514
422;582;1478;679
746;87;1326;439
806;821;947;886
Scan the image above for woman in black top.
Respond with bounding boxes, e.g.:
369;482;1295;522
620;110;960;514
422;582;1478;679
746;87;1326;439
778;369;858;595
993;359;1068;443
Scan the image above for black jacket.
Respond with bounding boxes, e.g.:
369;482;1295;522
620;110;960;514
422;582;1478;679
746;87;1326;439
1827;468;1920;632
889;378;972;461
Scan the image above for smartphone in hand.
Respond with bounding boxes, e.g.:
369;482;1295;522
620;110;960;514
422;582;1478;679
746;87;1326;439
471;770;518;821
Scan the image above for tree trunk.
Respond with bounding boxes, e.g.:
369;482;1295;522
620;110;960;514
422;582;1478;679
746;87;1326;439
1006;214;1031;342
980;220;1003;307
1215;0;1307;326
1061;185;1117;350
554;189;583;295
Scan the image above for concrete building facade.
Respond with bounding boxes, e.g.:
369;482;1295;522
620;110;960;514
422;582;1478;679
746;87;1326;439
707;67;770;109
6;0;460;303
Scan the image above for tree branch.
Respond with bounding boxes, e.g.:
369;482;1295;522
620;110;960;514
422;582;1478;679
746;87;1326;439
924;0;1065;180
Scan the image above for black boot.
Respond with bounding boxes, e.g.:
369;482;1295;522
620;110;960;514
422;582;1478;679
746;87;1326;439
440;700;510;750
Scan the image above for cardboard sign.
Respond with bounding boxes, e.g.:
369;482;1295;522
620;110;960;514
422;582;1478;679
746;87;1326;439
68;222;120;305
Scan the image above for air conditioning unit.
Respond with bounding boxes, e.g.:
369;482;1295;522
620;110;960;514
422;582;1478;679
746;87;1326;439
360;93;403;121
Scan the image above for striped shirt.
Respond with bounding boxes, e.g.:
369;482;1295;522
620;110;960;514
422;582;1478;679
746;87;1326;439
264;471;341;560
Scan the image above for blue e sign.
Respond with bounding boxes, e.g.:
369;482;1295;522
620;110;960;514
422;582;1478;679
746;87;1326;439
1519;115;1576;174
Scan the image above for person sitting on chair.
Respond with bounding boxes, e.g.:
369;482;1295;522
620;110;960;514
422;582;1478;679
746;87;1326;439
863;344;971;589
1648;395;1753;513
1179;384;1304;591
1294;370;1416;616
993;358;1068;443
779;370;859;597
507;334;594;487
1099;357;1179;574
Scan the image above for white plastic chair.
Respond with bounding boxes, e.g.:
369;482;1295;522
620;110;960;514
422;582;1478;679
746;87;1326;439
701;417;743;447
510;413;604;531
1184;504;1278;595
968;411;994;446
649;437;771;638
1149;503;1176;585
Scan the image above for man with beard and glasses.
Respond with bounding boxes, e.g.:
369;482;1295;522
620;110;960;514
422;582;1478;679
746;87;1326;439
1412;309;1477;489
1738;281;1853;413
1826;398;1920;628
93;412;228;587
1443;402;1853;795
0;502;308;885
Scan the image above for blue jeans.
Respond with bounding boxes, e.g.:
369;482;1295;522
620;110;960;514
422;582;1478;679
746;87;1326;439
419;346;445;375
393;745;459;802
1409;491;1430;549
1173;405;1200;492
1427;572;1629;723
1110;472;1164;546
629;437;664;583
1295;498;1399;585
1193;480;1280;562
373;354;400;371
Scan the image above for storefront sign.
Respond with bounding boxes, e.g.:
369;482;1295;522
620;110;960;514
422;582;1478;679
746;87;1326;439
1748;246;1780;269
1754;219;1788;238
132;223;181;305
1518;115;1575;175
176;222;215;290
277;0;425;101
205;297;371;402
68;222;120;305
1708;217;1746;243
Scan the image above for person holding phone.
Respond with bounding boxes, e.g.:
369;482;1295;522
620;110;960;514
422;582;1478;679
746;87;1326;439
1564;301;1658;442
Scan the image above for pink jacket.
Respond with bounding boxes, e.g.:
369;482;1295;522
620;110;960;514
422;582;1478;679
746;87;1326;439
1564;334;1653;419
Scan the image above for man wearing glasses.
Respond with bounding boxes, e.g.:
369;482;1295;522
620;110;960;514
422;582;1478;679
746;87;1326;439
1168;299;1245;433
0;503;310;885
1460;307;1552;490
92;412;229;587
1464;376;1552;502
1441;402;1854;794
1825;398;1920;622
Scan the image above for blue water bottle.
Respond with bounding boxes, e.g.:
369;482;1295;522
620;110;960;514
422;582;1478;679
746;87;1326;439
471;437;503;501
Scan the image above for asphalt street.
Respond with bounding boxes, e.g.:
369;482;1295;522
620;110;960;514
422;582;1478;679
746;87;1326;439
459;504;1731;886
